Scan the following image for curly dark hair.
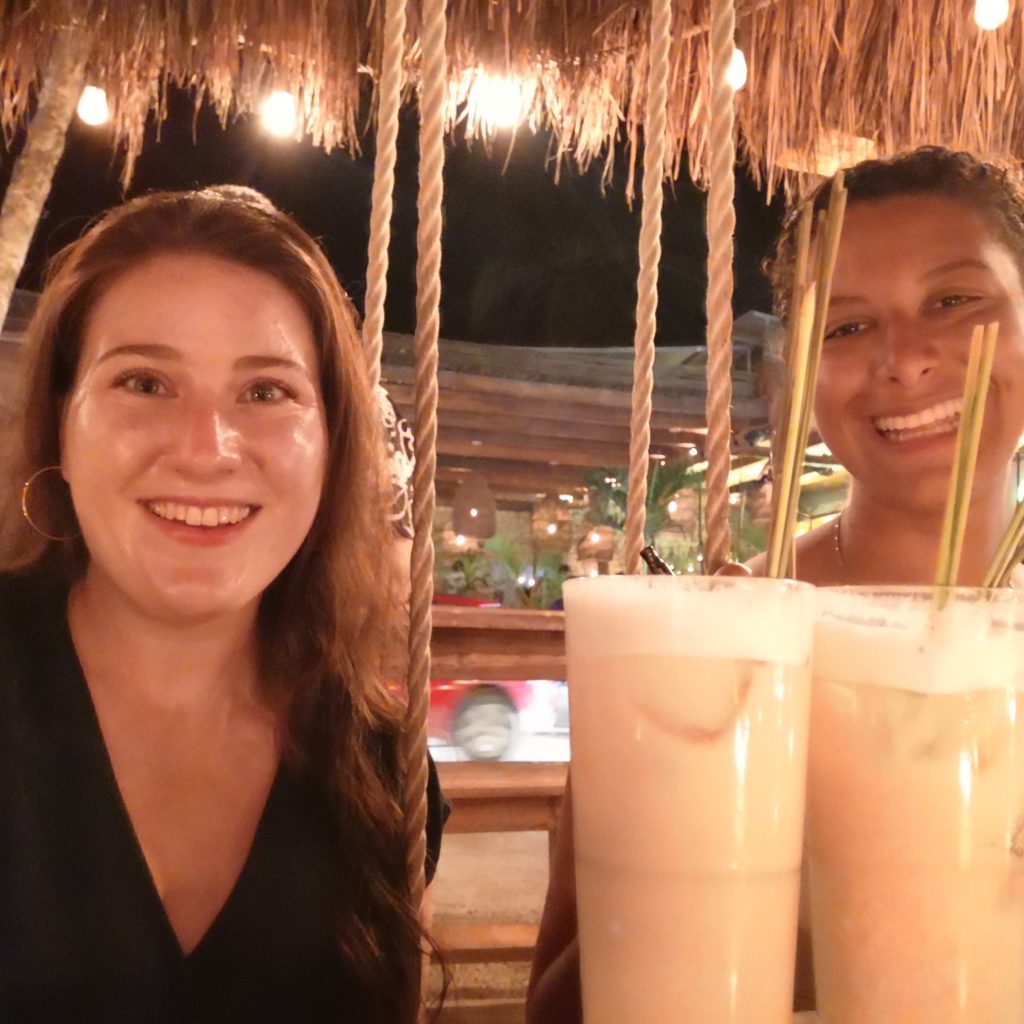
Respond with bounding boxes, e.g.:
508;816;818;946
765;146;1024;322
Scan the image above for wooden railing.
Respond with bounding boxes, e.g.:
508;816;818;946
433;760;568;967
431;604;565;682
430;605;568;974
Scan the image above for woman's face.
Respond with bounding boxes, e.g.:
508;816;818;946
61;252;328;622
814;194;1024;512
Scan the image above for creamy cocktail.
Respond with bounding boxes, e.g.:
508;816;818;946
564;576;813;1024
809;588;1024;1023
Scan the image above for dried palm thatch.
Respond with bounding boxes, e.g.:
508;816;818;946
2;1;1024;195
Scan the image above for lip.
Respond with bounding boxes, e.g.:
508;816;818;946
870;396;963;431
138;499;261;546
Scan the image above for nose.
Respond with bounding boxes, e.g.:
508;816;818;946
168;398;243;476
873;315;940;388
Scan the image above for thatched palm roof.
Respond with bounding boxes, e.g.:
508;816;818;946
2;1;1021;193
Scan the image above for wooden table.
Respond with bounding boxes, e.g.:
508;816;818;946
436;760;568;856
433;760;569;965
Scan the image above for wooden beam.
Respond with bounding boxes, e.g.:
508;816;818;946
431;995;528;1020
431;606;566;680
383;365;766;420
437;461;587;494
437;436;685;470
431;924;539;966
424;407;704;447
436;426;691;465
384;379;726;431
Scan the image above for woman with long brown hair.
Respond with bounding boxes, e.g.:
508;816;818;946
0;185;442;1022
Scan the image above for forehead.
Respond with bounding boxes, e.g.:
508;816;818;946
80;252;317;365
834;194;1010;282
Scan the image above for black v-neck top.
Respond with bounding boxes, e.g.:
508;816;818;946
0;570;446;1023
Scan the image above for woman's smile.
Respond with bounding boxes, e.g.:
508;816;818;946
813;194;1024;511
61;252;328;621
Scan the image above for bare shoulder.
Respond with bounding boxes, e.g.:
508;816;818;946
744;519;844;586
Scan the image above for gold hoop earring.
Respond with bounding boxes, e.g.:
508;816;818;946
21;465;81;542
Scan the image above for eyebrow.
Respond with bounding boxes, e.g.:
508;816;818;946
97;344;309;375
922;258;991;278
826;259;993;310
96;343;181;364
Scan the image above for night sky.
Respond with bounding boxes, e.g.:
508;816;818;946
1;85;785;347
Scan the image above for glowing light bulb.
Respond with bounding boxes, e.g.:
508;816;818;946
471;73;525;129
77;86;109;126
546;523;557;535
729;493;740;505
455;534;466;547
975;0;1010;29
261;90;299;137
726;48;748;92
689;446;699;457
668;500;678;514
469;507;478;518
589;531;600;543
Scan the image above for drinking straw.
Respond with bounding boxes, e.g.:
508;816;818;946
983;499;1024;588
640;544;675;575
935;322;1000;592
766;172;848;579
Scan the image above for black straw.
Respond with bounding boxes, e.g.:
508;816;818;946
640;545;675;576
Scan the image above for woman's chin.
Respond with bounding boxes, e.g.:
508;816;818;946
125;569;264;625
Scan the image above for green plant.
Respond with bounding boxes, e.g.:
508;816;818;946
584;461;705;543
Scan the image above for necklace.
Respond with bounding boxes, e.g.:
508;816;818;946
833;512;845;569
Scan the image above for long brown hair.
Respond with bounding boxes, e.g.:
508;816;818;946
0;186;422;1021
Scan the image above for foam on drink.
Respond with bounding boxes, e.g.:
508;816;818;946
809;588;1024;1024
566;576;812;1024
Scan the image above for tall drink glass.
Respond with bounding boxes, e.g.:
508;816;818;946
809;587;1024;1023
564;576;814;1024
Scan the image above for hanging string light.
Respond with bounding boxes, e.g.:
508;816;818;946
975;0;1011;30
726;48;748;92
451;471;497;539
76;86;109;126
260;90;298;137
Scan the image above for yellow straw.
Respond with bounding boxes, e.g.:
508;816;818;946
935;322;1000;591
766;172;847;579
983;499;1024;588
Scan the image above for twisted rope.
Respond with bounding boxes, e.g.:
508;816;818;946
703;0;737;573
362;0;406;390
624;0;672;575
403;0;446;977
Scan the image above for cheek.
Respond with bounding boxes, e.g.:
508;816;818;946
275;414;328;506
811;363;850;440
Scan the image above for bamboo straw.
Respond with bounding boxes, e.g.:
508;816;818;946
766;206;813;579
983;499;1024;588
935;322;1000;591
766;172;848;579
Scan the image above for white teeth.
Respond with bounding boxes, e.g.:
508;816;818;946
146;502;254;527
873;398;963;435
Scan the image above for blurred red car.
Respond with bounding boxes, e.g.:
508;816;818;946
429;594;557;760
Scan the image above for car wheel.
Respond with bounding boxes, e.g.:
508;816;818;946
452;688;519;761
